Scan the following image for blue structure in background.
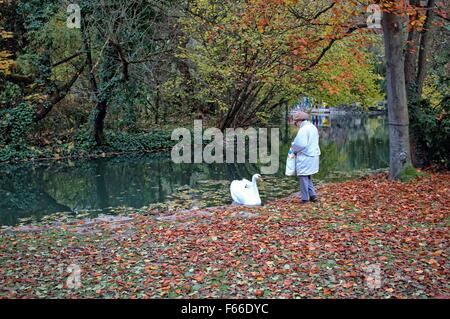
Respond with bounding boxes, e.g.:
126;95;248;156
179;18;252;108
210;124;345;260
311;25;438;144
293;96;313;110
290;96;330;128
311;115;330;127
304;97;312;109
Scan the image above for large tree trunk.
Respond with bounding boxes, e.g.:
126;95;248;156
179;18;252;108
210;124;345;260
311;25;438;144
81;17;111;146
94;100;108;146
416;0;436;97
404;0;420;100
404;0;422;167
405;0;436;167
382;8;412;180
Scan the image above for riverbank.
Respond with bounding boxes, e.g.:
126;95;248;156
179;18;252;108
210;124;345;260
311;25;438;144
1;112;387;165
0;171;448;298
0;130;176;164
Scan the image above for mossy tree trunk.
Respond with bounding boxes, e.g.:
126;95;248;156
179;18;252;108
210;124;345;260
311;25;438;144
382;7;412;180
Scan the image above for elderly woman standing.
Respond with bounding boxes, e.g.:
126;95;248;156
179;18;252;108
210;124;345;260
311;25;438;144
291;111;321;203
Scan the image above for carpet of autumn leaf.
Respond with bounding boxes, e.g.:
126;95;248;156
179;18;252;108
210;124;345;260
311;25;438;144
0;172;448;299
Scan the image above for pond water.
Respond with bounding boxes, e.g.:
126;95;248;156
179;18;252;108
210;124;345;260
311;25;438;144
0;114;389;226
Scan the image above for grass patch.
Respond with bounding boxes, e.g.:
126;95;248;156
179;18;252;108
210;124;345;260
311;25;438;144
398;164;427;182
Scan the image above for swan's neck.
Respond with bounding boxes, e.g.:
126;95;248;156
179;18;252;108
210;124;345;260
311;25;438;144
251;178;260;195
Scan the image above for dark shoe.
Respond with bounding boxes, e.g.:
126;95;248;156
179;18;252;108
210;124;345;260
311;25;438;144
300;200;309;204
310;196;318;203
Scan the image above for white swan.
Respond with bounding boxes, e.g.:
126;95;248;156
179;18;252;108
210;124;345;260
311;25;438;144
230;174;263;206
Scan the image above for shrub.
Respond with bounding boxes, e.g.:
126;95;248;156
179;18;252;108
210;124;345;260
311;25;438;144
409;98;450;169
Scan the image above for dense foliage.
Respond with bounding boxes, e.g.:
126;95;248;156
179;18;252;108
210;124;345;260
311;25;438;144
409;12;450;168
0;0;385;160
0;0;448;168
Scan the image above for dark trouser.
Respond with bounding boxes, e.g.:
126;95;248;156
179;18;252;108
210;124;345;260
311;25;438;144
299;175;317;201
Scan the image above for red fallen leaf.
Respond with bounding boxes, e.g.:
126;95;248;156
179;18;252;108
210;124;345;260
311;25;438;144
194;275;204;283
307;284;316;291
323;288;332;296
427;259;438;266
255;289;264;297
284;279;293;288
183;284;192;292
342;282;354;289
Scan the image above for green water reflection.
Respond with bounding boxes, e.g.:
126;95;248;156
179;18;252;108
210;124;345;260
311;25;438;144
0;114;388;226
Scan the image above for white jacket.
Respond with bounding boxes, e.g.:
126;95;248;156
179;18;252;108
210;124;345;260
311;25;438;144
291;121;321;176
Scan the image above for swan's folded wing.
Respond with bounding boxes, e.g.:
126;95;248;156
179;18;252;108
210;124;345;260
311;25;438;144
230;180;251;204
